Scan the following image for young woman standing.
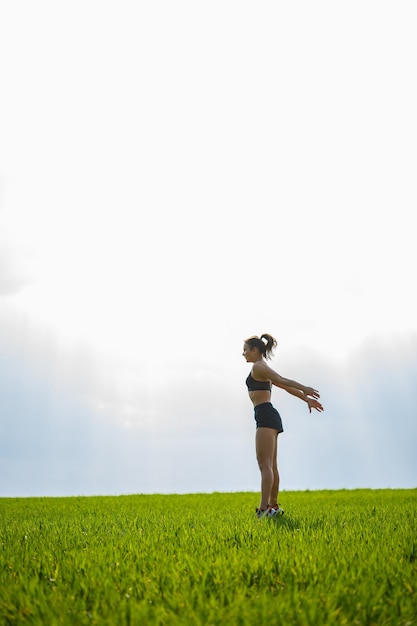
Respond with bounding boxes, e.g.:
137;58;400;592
243;334;324;519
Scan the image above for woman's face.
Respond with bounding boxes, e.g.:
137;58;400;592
242;343;258;362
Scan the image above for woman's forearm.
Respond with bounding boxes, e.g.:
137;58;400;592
272;376;306;394
272;376;320;399
281;385;308;403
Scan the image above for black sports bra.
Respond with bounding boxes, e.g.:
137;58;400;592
246;373;272;392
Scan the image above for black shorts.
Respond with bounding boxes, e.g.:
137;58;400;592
254;402;284;432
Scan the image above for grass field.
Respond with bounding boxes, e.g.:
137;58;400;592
1;489;416;625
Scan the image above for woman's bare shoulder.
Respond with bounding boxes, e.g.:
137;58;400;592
252;360;277;379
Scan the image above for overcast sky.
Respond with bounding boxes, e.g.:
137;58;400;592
1;1;416;497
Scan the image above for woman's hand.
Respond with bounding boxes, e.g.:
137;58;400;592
303;386;320;399
307;397;324;413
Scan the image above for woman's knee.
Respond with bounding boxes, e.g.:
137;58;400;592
257;456;274;472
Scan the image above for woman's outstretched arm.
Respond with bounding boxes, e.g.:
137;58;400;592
252;360;320;399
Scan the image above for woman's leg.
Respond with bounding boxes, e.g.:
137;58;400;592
256;427;279;510
270;434;279;507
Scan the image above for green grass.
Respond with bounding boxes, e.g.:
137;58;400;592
1;489;416;625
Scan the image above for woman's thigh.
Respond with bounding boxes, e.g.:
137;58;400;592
256;427;278;465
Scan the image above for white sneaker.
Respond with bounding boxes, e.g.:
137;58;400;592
256;507;270;519
269;504;285;516
256;505;284;519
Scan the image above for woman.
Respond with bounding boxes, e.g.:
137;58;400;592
243;333;324;519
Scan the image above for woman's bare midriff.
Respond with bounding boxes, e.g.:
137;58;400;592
248;390;272;407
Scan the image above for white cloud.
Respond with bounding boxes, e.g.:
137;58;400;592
0;239;32;295
0;199;33;295
280;333;417;490
0;316;416;495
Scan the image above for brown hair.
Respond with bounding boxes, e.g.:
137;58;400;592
244;334;277;360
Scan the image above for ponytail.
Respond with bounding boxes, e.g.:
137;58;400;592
245;333;277;360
